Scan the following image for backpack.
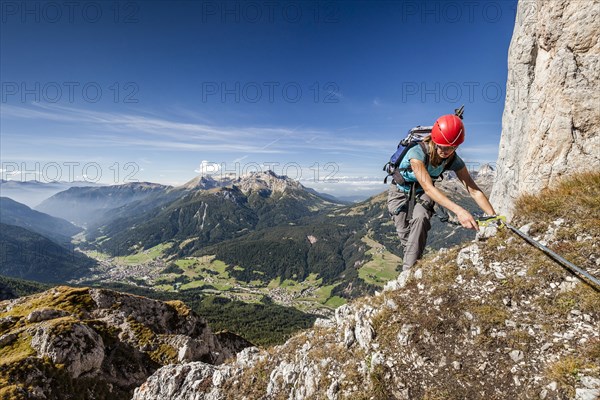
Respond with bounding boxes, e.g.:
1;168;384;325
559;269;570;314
383;126;458;186
382;126;436;185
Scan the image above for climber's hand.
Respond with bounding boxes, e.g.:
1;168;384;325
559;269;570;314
457;209;479;231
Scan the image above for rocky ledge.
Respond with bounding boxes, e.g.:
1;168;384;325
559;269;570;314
0;286;251;399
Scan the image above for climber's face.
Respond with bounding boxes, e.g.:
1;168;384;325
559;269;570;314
436;144;457;158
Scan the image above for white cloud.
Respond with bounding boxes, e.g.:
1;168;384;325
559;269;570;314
194;160;221;175
0;169;26;176
1;104;393;155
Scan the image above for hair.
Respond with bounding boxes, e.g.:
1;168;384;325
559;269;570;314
423;135;444;167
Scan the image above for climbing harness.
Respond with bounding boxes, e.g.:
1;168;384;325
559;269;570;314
476;215;600;290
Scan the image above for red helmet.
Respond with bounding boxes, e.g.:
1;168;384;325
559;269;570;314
431;115;465;146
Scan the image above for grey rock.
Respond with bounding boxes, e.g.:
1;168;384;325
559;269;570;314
354;309;375;350
0;332;17;347
581;376;600;389
384;269;411;291
370;352;385;372
510;349;524;362
457;244;483;271
235;346;264;369
27;308;69;323
575;388;600;400
314;318;335;329
413;268;423;280
343;326;355;348
477;225;499;240
519;223;533;235
30;321;105;379
490;0;600;218
132;362;220;400
327;381;339;400
398;324;414;346
334;304;353;326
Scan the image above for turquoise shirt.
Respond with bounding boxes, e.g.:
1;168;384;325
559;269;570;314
396;144;465;193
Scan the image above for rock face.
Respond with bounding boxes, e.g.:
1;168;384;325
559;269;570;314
0;287;251;399
30;318;105;379
133;347;266;400
490;0;600;218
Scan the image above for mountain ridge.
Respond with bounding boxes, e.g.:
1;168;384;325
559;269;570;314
83;172;345;258
36;182;172;227
0;197;82;246
0;223;96;283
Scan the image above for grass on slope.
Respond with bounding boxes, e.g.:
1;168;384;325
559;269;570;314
357;234;402;286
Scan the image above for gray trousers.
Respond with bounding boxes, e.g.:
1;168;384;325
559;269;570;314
387;184;434;270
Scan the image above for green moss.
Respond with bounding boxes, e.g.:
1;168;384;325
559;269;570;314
507;329;534;352
584;339;600;361
546;355;595;398
125;317;181;365
45;317;80;336
421;249;460;288
223;357;275;400
0;287;95;321
422;389;454;400
86;320;121;347
538;284;600;318
515;172;600;225
0;332;36;366
370;364;391;399
371;308;398;348
166;300;191;317
503;275;541;298
472;304;509;328
149;343;178;364
127;317;155;347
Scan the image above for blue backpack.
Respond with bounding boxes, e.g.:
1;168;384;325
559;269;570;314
382;126;433;185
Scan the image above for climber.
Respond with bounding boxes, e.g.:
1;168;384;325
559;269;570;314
387;114;497;271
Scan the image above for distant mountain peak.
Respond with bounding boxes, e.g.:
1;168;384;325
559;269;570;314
234;170;303;195
473;164;496;188
180;170;303;195
180;175;223;190
477;163;496;175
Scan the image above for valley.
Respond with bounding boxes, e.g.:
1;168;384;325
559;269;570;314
74;231;402;317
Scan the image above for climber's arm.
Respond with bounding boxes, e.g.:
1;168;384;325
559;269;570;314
455;166;496;216
411;159;479;230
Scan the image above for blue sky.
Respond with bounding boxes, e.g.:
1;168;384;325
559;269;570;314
1;0;517;199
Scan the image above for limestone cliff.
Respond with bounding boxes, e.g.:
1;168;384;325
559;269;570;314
490;0;600;218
